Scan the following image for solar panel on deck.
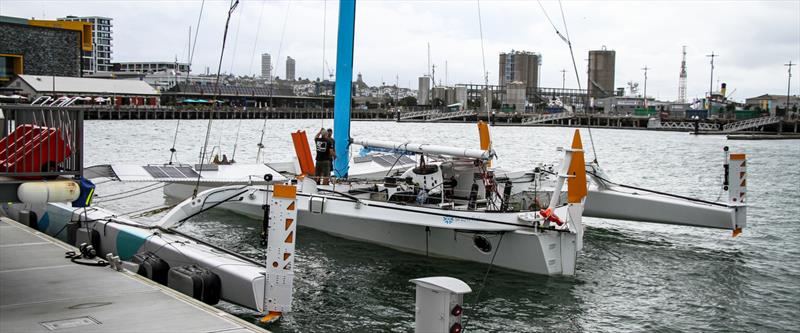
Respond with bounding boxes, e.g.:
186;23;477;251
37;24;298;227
354;155;373;163
163;166;186;178
143;165;201;179
143;166;168;178
176;166;199;178
372;155;393;167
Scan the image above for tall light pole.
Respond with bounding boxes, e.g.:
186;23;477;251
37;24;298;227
560;68;566;90
785;61;794;112
641;66;649;109
706;52;718;110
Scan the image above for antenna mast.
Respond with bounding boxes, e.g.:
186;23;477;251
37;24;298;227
678;46;687;103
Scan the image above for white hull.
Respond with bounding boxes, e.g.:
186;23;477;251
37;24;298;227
164;183;579;276
0;201;271;312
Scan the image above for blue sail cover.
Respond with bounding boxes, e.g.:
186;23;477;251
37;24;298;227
333;0;356;178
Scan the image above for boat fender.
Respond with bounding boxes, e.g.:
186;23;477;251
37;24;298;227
264;173;273;182
132;251;170;285
17;180;80;204
539;207;563;226
167;265;222;305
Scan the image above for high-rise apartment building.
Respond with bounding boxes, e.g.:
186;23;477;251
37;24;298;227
261;53;271;79
498;50;541;90
58;16;113;74
285;56;295;81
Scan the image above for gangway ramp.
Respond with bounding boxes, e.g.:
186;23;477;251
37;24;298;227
659;121;720;131
398;109;477;122
722;116;782;133
521;112;574;125
424;109;477;122
399;109;440;120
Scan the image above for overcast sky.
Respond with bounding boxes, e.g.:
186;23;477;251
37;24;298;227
2;0;798;101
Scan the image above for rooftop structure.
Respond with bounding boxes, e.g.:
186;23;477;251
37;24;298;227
113;61;189;74
10;74;159;96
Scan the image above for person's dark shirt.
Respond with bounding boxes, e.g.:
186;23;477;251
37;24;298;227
315;137;331;161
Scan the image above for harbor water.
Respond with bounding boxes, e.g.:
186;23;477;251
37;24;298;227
85;119;800;332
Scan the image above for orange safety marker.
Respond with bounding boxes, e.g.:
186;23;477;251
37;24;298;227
291;131;316;176
567;129;588;204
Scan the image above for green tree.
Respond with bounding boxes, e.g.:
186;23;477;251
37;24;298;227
398;96;417;107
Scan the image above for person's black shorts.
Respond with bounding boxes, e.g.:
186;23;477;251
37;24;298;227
315;160;332;178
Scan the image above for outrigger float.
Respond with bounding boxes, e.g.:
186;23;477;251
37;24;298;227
1;177;301;321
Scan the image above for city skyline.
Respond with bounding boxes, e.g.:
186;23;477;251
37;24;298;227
2;0;797;101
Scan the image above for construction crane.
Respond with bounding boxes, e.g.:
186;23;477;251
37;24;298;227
324;60;334;80
678;46;687;103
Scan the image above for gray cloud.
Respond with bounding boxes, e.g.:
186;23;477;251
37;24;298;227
2;0;798;101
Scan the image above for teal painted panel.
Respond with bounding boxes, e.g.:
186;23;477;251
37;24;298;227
115;228;149;260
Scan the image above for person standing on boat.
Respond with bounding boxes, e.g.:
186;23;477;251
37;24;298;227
315;128;335;184
327;128;336;158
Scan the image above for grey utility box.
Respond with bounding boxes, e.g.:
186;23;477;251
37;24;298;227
410;276;472;333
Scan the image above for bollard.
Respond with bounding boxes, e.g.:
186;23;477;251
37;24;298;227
410;276;472;333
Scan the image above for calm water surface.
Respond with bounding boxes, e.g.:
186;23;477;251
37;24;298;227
85;119;800;332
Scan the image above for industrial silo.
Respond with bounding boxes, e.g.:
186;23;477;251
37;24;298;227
587;47;616;99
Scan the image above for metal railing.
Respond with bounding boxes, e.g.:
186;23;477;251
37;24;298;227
722;116;782;133
399;109;440;120
520;112;574;125
424;109;477;122
659;121;720;131
0;105;83;178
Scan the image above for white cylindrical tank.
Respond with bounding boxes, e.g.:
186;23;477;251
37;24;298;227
17;180;80;204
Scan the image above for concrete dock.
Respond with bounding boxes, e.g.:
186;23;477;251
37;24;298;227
0;217;267;333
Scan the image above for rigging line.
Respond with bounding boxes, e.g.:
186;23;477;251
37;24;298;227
168;116;181;164
556;0;597;164
464;231;505;331
95;184;167;203
95;182;162;198
228;2;243;74
231;118;243;163
247;0;267;75
476;0;490;122
194;0;240;199
188;0;206;79
257;0;292;163
322;0;327;82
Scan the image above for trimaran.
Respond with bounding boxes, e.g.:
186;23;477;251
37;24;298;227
0;0;748;324
92;0;745;276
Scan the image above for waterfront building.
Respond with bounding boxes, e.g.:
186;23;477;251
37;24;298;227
113;62;189;74
418;76;431;105
745;94;800;116
498;50;541;90
587;47;616;99
9;74;159;105
57;16;113;75
286;56;295;81
0;15;91;79
261;53;272;79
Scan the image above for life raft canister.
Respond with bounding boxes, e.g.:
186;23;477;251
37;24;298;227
539;207;563;226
